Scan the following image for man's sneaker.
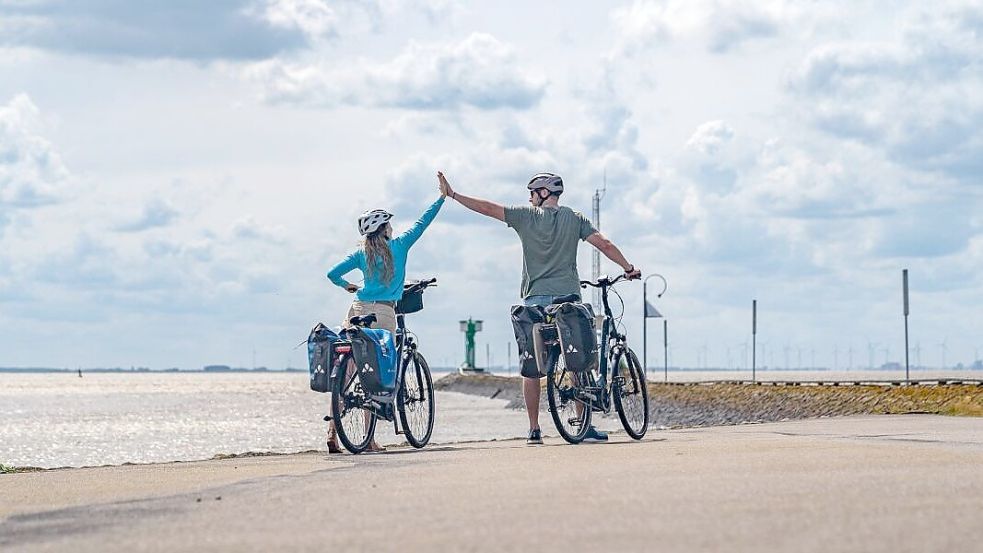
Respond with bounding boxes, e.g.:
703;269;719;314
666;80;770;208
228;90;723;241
583;426;608;442
527;428;543;445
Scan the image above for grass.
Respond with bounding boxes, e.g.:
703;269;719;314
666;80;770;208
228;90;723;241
0;463;18;474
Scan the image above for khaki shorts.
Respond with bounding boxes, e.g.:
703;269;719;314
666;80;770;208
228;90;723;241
342;301;397;334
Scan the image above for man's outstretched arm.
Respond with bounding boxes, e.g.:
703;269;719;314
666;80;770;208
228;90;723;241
438;171;505;222
586;232;642;278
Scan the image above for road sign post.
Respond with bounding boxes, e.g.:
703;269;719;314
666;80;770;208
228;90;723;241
903;269;910;383
752;300;757;383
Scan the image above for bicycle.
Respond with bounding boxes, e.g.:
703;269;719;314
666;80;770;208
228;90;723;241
535;273;649;444
329;278;438;454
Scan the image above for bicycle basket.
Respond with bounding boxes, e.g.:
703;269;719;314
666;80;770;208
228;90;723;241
396;287;424;314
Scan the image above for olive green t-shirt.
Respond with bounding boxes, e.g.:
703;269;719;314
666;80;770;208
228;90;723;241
504;205;598;298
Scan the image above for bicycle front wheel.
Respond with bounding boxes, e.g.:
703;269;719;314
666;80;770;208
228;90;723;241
332;359;378;454
397;351;435;448
612;347;649;440
546;354;592;444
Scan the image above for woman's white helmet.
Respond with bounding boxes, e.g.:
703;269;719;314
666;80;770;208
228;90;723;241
527;172;564;194
357;209;393;236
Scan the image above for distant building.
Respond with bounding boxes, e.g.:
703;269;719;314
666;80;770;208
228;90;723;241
203;365;232;372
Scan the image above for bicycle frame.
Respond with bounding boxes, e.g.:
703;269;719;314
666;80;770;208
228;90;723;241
584;276;632;413
330;281;432;435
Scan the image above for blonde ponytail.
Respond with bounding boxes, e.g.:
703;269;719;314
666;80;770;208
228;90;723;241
362;224;394;283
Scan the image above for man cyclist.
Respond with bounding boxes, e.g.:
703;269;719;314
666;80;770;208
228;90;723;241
438;171;641;444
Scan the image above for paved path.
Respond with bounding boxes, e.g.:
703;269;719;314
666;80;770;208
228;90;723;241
2;415;982;552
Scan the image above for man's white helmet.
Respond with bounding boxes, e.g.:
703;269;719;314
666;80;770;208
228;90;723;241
527;172;564;194
357;209;393;236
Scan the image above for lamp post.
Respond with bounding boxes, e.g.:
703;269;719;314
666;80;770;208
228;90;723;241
643;273;668;376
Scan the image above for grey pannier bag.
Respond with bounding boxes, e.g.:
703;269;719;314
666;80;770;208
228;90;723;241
510;304;546;377
545;302;599;373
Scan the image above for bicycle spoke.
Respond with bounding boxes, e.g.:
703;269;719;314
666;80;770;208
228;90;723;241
398;352;434;448
613;349;649;439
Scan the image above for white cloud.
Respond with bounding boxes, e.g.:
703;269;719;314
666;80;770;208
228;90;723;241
255;0;340;39
611;0;797;54
248;33;547;110
0;0;312;60
114;198;179;232
0;94;67;214
788;2;983;182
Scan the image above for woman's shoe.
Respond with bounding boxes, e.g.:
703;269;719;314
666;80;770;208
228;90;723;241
326;433;343;454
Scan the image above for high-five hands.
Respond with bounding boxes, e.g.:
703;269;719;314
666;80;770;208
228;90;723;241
438;171;454;199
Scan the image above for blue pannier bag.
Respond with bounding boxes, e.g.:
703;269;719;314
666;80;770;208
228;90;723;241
308;323;341;393
348;327;398;394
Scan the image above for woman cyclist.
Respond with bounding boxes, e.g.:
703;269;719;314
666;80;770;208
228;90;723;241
325;178;446;453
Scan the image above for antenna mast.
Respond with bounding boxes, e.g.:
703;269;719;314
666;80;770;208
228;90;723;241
591;170;607;312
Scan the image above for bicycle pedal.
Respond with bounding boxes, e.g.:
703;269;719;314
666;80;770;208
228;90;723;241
323;415;332;422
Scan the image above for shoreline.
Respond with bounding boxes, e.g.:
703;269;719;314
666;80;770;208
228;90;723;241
435;372;983;424
5;375;982;473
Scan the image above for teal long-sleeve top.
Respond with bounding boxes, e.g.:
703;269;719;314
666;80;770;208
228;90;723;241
327;197;444;302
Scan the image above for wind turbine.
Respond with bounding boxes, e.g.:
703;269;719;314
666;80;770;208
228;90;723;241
882;346;890;367
867;341;879;370
783;343;791;370
913;342;921;368
833;345;840;371
938;338;948;370
848;345;855;370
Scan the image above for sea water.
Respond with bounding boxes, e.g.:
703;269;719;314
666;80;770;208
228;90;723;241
0;372;533;468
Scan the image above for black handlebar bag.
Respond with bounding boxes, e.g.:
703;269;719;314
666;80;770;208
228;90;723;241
510;305;546;378
396;288;424;314
307;323;341;393
545;302;599;373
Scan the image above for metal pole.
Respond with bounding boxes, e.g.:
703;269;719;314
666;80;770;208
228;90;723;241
643;279;648;373
752;299;757;383
663;319;668;383
903;269;910;383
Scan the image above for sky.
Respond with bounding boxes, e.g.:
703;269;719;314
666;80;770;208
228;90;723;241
1;0;981;371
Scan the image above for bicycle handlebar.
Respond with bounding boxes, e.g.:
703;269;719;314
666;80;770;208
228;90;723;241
404;277;437;293
580;273;630;289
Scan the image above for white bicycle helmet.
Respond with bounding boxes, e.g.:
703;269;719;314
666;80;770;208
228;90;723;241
527;172;564;194
357;209;393;236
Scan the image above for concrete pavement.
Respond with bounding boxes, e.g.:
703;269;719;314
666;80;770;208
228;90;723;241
2;415;982;552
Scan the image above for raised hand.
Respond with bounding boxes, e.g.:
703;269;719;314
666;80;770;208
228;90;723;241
438;171;454;198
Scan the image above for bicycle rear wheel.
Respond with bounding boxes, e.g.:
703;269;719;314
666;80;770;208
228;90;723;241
546;354;592;444
397;351;435;448
612;347;649;440
332;359;378;454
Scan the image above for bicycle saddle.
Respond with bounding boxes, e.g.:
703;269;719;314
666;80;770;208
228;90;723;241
550;294;581;305
349;314;377;327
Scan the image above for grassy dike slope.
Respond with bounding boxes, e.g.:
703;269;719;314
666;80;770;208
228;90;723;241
435;373;983;427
